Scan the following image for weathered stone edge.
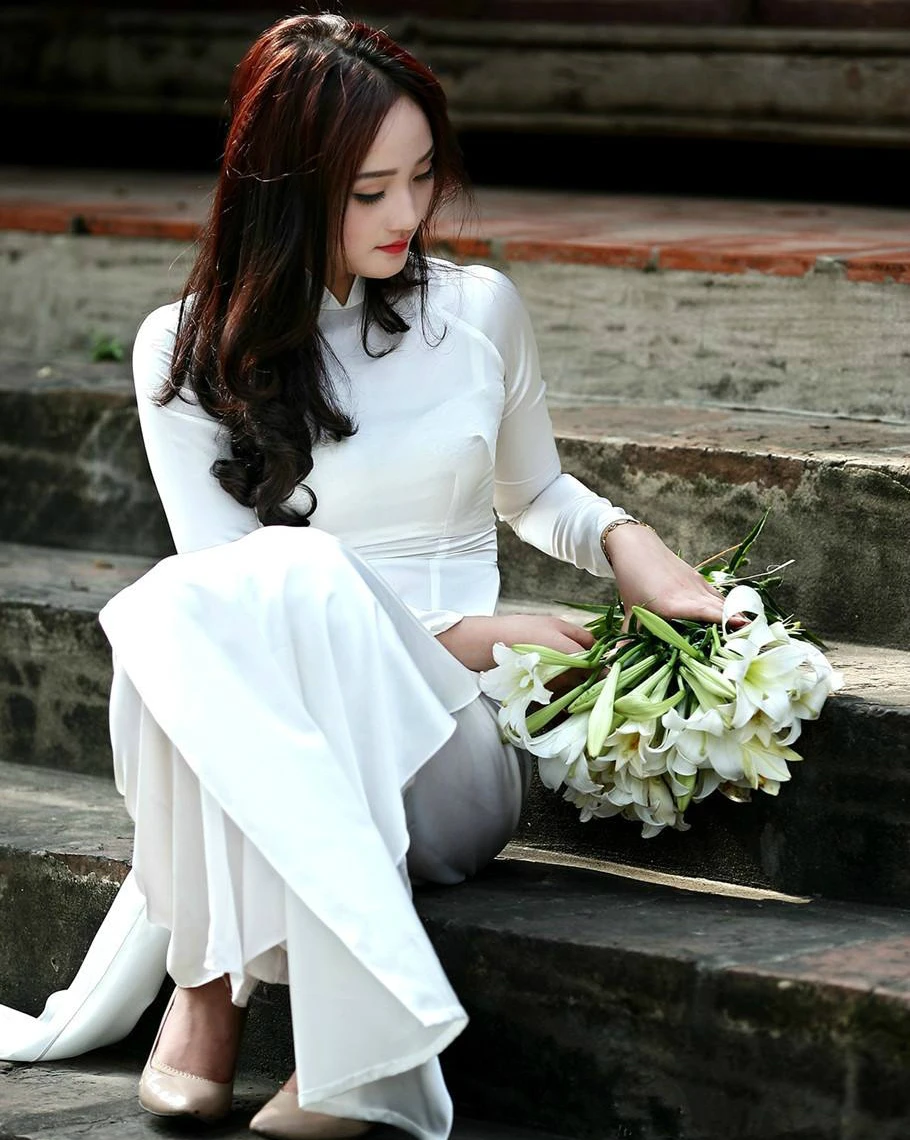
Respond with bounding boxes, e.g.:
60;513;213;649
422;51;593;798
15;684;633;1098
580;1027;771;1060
2;821;910;1140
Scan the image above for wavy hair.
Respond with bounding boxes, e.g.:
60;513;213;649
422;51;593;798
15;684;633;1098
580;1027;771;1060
160;13;468;525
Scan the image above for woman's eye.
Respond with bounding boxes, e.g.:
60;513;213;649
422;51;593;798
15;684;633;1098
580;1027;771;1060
353;191;384;205
414;166;434;182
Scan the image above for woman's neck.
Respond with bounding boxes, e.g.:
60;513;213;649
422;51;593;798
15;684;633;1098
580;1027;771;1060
326;269;356;307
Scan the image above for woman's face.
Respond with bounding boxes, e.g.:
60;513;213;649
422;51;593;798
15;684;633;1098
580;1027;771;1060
335;96;435;298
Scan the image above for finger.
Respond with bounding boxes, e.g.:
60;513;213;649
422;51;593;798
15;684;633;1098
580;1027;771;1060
558;621;596;649
553;633;594;655
659;597;727;625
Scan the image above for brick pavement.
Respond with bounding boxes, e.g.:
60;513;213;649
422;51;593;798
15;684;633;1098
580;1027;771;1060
2;166;910;282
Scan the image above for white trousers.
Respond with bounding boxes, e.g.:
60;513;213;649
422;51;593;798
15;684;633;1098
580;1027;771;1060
99;527;528;1140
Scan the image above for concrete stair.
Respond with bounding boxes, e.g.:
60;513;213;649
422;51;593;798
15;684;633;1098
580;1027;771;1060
2;168;909;1138
6;9;910;150
1;538;909;910
2;362;910;644
0;1055;566;1140
3;758;910;1140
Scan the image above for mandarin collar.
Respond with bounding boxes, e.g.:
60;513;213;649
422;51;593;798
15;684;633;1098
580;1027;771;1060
320;276;366;312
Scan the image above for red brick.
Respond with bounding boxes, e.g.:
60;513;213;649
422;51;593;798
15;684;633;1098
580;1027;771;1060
3;170;910;281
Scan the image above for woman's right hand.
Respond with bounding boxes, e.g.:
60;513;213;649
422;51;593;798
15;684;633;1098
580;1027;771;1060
435;614;595;673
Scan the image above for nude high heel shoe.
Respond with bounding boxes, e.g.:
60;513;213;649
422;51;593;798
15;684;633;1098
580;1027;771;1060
249;1089;373;1139
138;986;236;1122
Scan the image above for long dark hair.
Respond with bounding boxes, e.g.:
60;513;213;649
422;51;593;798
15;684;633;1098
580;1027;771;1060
161;13;468;525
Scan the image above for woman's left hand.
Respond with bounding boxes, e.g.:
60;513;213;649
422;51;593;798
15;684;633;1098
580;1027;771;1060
601;522;744;628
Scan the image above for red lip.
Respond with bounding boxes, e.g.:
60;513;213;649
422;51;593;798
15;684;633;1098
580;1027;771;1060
377;240;409;254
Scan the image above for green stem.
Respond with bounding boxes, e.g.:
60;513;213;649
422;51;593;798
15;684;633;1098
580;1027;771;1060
525;676;595;736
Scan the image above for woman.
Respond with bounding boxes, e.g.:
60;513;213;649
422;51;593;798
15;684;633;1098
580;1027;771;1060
3;12;732;1140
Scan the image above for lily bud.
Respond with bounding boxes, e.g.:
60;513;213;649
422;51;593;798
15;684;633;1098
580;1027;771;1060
587;662;622;757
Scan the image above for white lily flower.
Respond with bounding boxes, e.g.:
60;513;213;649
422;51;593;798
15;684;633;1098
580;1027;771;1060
722;584;777;648
662;703;746;781
562;784;622;824
641;775;685;833
601;719;670;782
738;732;799;788
737;709;802;748
479;642;565;744
663;700;800;789
693;768;723;801
788;641;844;720
715;637;811;731
604;770;686;837
526;711;599;793
716;627;842;734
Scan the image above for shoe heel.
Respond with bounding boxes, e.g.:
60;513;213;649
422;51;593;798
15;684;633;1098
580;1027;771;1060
138;985;235;1122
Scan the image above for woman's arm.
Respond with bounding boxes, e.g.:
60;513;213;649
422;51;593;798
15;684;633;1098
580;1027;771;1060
133;304;261;555
600;519;730;626
435;269;729;671
486;270;634;575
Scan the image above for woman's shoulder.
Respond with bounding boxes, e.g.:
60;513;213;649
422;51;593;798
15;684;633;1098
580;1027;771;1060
132;297;197;405
134;297;187;351
425;258;528;346
426;257;520;309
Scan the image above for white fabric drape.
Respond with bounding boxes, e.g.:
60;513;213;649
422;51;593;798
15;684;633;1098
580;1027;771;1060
1;526;529;1140
0;874;168;1062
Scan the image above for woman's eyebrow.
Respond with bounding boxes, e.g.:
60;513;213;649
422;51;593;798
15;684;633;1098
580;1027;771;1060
355;145;434;180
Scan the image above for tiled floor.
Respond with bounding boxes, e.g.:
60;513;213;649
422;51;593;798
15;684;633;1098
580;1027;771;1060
2;166;910;282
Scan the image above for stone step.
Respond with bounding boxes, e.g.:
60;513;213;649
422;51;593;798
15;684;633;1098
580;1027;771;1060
0;1056;567;1140
2;364;908;645
1;541;908;909
500;403;910;649
4;14;910;148
0;541;154;777
2;168;909;421
1;758;909;1140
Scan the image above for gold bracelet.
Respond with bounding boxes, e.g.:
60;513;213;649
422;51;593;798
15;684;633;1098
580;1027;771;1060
599;517;654;566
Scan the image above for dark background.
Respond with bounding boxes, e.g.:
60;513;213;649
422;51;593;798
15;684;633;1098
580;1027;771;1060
5;0;910;206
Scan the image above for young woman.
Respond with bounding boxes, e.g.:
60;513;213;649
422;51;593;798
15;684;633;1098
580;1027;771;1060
2;12;733;1140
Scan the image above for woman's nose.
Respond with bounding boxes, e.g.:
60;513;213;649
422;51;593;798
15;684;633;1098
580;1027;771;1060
389;186;421;233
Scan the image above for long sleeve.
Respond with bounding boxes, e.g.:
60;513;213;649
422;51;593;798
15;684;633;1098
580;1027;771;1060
132;304;261;555
486;271;631;577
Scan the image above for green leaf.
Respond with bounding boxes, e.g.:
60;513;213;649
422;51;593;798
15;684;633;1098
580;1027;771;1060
90;334;126;363
551;599;619;616
727;508;771;576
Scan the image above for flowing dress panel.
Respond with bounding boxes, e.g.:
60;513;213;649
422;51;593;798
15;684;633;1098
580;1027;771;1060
100;524;523;1138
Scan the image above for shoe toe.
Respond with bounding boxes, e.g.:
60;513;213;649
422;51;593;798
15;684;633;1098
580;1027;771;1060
249;1089;372;1139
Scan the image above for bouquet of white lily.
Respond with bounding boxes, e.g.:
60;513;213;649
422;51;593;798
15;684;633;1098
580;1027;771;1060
479;512;843;837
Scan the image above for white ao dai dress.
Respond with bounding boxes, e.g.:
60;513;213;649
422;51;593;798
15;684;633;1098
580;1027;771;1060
0;260;630;1139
